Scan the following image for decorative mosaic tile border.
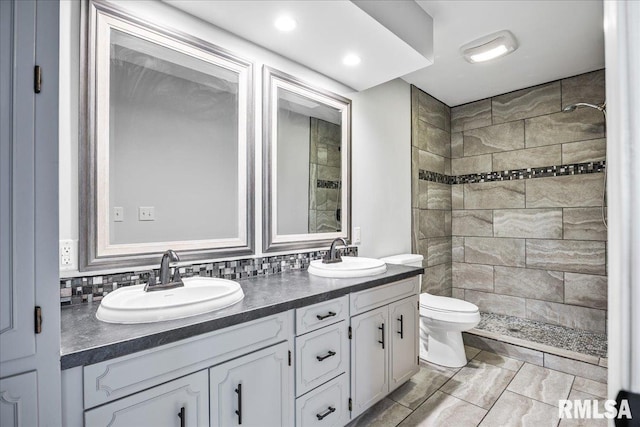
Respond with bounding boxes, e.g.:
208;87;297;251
317;179;341;189
60;247;358;306
419;160;605;185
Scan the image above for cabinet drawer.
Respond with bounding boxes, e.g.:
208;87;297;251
350;277;419;316
295;295;348;335
84;371;209;427
296;373;350;427
295;321;348;397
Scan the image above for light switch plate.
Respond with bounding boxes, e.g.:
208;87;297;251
353;226;361;244
113;207;124;222
138;207;155;221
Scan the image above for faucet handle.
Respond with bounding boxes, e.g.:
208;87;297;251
172;267;183;285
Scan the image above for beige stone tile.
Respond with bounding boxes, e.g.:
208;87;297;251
423;263;451;295
451;99;492;132
480;390;559;427
451;154;492;175
398;391;487;427
493;208;562;238
544;353;607;383
347;397;412;427
494;266;564;302
411;148;419;208
388;363;457;410
563;207;607;241
464;180;525;209
411;209;420;251
507;363;574;405
452;262;493;291
462;333;544;365
427;182;451;210
451;131;463;158
465;237;526;267
418;180;429;209
451;185;464;210
440;360;516;409
599;358;607;368
492;145;562;171
525;108;605;147
427;237;452;267
463;121;525;156
526;300;606;333
452;210;493;237
562;138;606;164
465;346;482;360
558;389;609;427
561;69;606;107
465;290;526;318
473;350;524;371
417;90;450;132
419;149;445;174
572;377;607;399
492;81;561;123
452;237;465;262
452;288;465;299
526;174;605;208
564;272;608;310
526;239;606;275
420;210;447;238
416;120;450;157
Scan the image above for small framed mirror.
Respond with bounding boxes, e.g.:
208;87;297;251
263;66;352;252
80;1;254;270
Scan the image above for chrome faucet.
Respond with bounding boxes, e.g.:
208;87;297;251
323;238;348;264
144;249;184;292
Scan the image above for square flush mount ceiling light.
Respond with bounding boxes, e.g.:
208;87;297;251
460;30;518;63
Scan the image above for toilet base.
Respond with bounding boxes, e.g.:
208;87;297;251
419;319;469;368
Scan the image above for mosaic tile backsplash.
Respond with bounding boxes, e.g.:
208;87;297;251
60;247;358;306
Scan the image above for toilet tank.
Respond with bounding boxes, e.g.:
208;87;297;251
379;254;424;268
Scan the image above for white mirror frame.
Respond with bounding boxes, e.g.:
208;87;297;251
80;1;255;271
262;66;352;252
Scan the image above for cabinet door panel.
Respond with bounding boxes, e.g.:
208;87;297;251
350;306;388;418
0;371;38;427
209;342;290;427
84;371;209;427
296;373;349;427
389;296;419;391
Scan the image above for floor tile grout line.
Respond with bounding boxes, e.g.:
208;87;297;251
474;359;527;425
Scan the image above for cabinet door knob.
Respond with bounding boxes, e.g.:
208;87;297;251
178;406;185;427
235;384;242;425
378;323;385;349
316;350;337;362
316;406;336;421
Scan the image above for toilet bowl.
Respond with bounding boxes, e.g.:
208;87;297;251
380;253;480;368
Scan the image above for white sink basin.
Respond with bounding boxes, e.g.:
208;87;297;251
307;256;387;278
96;276;244;324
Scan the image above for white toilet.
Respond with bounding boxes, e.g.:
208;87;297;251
380;253;481;368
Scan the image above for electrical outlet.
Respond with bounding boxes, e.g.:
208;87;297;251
113;207;124;222
59;239;77;270
138;207;155;221
353;226;361;244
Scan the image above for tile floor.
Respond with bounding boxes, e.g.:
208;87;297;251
347;347;608;427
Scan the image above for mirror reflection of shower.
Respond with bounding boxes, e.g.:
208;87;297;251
562;101;607;228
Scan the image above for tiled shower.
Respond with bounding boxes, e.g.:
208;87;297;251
411;70;607;335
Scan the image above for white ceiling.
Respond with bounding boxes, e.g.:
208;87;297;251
164;0;604;107
407;0;605;106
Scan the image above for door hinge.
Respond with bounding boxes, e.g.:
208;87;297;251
348;398;352;412
34;306;42;334
417;301;419;310
34;65;42;93
288;350;292;366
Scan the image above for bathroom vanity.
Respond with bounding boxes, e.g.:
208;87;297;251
60;265;422;426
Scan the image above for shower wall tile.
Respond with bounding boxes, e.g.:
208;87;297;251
464;290;526;318
417;90;450;132
418;180;429;209
411;209;420;251
465;237;526;267
452;262;494;291
492;145;561;171
526;239;606;275
463;121;525;156
464;181;525;209
564;273;608;310
493;209;562;239
421;210;447;238
451;132;463;158
451;154;492;175
526;300;606;333
452;210;493;237
426;121;451;157
562;207;607;241
427;182;452;210
493;266;563;303
419;149;446;174
423;263;451;296
427;237;452;267
411;148;419;208
492;81;561;124
561;70;606;107
526;174;604;208
451;185;464;210
452;288;465;299
451;99;492;132
452;237;465;262
525;108;605;147
561;138;606;164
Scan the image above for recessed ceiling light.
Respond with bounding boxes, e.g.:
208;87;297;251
343;54;361;66
274;16;296;32
460;30;518;64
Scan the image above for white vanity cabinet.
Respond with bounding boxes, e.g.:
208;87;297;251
84;371;209;427
349;277;420;418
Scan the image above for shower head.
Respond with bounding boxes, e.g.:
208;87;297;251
562;102;606;113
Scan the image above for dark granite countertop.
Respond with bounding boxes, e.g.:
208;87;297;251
60;264;422;369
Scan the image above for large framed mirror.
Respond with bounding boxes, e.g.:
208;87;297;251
263;66;351;252
80;1;254;270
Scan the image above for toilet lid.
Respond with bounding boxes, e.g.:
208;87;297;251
420;293;479;313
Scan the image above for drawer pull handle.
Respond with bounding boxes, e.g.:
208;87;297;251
235;384;242;425
397;314;404;339
178;406;185;427
316;350;337;362
316;406;336;421
317;311;336;321
378;323;385;349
